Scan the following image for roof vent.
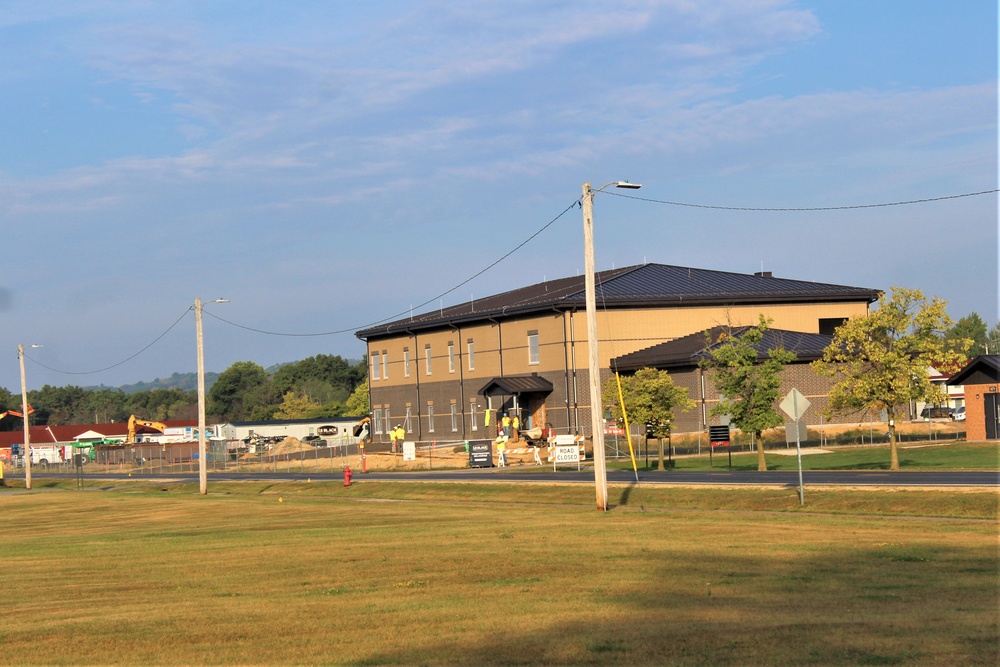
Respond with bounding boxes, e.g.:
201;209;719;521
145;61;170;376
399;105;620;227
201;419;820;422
754;271;773;278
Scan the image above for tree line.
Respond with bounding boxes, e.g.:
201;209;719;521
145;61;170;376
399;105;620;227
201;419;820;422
0;354;368;430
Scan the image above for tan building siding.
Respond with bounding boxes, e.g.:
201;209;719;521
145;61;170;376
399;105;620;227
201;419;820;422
367;304;874;441
360;265;879;443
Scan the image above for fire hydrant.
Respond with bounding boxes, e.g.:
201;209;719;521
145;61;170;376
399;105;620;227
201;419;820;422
343;465;353;487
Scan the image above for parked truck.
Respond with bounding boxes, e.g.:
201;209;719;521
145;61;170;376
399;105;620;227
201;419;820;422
14;443;94;468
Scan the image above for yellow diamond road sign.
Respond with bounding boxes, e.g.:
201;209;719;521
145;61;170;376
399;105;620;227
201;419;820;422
780;388;811;421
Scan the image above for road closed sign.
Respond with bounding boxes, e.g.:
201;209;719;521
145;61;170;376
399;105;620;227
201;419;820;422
554;445;579;464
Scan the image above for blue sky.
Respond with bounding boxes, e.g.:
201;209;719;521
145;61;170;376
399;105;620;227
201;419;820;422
2;0;996;392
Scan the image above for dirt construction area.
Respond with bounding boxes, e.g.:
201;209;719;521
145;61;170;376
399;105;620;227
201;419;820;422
255;437;549;471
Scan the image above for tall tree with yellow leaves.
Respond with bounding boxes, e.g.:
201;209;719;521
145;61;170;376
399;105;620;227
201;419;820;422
813;287;969;471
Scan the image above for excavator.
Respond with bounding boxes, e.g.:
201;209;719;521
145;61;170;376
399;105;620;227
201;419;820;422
0;403;35;421
127;415;167;443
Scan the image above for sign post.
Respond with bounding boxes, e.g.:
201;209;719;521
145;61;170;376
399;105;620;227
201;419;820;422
780;388;811;506
708;425;731;468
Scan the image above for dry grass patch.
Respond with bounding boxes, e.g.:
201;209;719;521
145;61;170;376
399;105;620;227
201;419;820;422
0;484;996;665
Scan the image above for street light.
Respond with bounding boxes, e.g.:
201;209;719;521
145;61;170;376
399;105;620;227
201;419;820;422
195;298;229;495
582;181;641;511
18;343;42;490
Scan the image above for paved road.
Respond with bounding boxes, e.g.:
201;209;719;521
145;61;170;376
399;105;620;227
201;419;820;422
17;468;999;487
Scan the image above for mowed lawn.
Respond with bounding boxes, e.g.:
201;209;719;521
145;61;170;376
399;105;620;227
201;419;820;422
1;482;997;666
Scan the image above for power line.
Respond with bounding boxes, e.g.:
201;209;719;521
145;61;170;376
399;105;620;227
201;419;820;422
23;308;193;376
205;199;581;338
19;186;995;376
601;188;998;211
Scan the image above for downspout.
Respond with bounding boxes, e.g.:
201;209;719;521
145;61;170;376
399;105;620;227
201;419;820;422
487;315;504;378
405;329;421;440
452;323;466;440
556;307;572;433
569;309;580;434
488;314;505;434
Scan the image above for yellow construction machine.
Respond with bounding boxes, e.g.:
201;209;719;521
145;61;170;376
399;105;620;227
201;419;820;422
127;415;167;443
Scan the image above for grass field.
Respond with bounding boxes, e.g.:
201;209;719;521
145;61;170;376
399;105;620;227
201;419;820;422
1;480;997;666
610;440;1000;472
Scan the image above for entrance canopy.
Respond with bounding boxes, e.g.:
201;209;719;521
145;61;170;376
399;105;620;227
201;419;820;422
479;374;553;397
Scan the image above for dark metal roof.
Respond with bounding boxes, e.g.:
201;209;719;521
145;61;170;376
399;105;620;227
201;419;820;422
356;263;880;340
479;374;554;397
612;326;834;372
227;417;364;427
946;355;1000;385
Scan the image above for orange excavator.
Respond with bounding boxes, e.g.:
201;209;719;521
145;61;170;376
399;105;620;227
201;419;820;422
127;415;167;443
0;403;35;421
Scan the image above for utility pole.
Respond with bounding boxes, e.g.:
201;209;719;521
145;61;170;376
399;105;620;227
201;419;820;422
581;183;607;510
581;180;641;511
195;298;207;495
196;298;228;496
19;343;31;491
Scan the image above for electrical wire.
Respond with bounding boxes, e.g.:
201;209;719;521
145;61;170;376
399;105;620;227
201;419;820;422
203;199;582;338
22;307;193;376
18;187;994;377
601;188;998;211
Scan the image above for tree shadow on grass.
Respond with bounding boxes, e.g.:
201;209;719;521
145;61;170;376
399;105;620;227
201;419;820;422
349;541;997;666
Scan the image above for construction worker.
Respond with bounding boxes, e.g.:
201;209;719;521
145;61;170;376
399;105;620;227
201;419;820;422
389;425;399;454
496;434;508;467
511;415;520;442
394;424;406;451
501;414;511;438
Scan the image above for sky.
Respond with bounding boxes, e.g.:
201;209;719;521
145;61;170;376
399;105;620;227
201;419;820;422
1;0;996;392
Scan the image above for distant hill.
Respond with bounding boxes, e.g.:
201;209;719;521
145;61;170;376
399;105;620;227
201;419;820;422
91;358;362;395
114;372;217;394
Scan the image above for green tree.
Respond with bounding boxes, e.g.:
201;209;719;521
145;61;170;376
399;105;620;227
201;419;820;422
813;287;968;471
699;315;796;471
0;387;17;431
343;378;370;417
29;385;89;425
209;361;270;421
601;367;694;470
944;312;988;358
272;391;320;420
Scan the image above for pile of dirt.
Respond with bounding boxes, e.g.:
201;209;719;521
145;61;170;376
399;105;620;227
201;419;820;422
268;437;313;457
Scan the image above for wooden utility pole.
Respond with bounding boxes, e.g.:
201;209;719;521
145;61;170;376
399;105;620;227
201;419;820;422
196;298;228;496
581;182;608;511
195;298;207;495
580;180;641;511
19;343;31;490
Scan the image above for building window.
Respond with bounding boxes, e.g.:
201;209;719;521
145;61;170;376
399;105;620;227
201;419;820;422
381;350;388;380
450;403;458;432
467;339;475;371
425;344;432;375
819;318;848;336
403;347;410;377
373;409;383;434
528;331;540;365
427;404;435;433
405;407;412;433
384;409;391;435
470;401;478;432
371;353;380;381
448;342;455;373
